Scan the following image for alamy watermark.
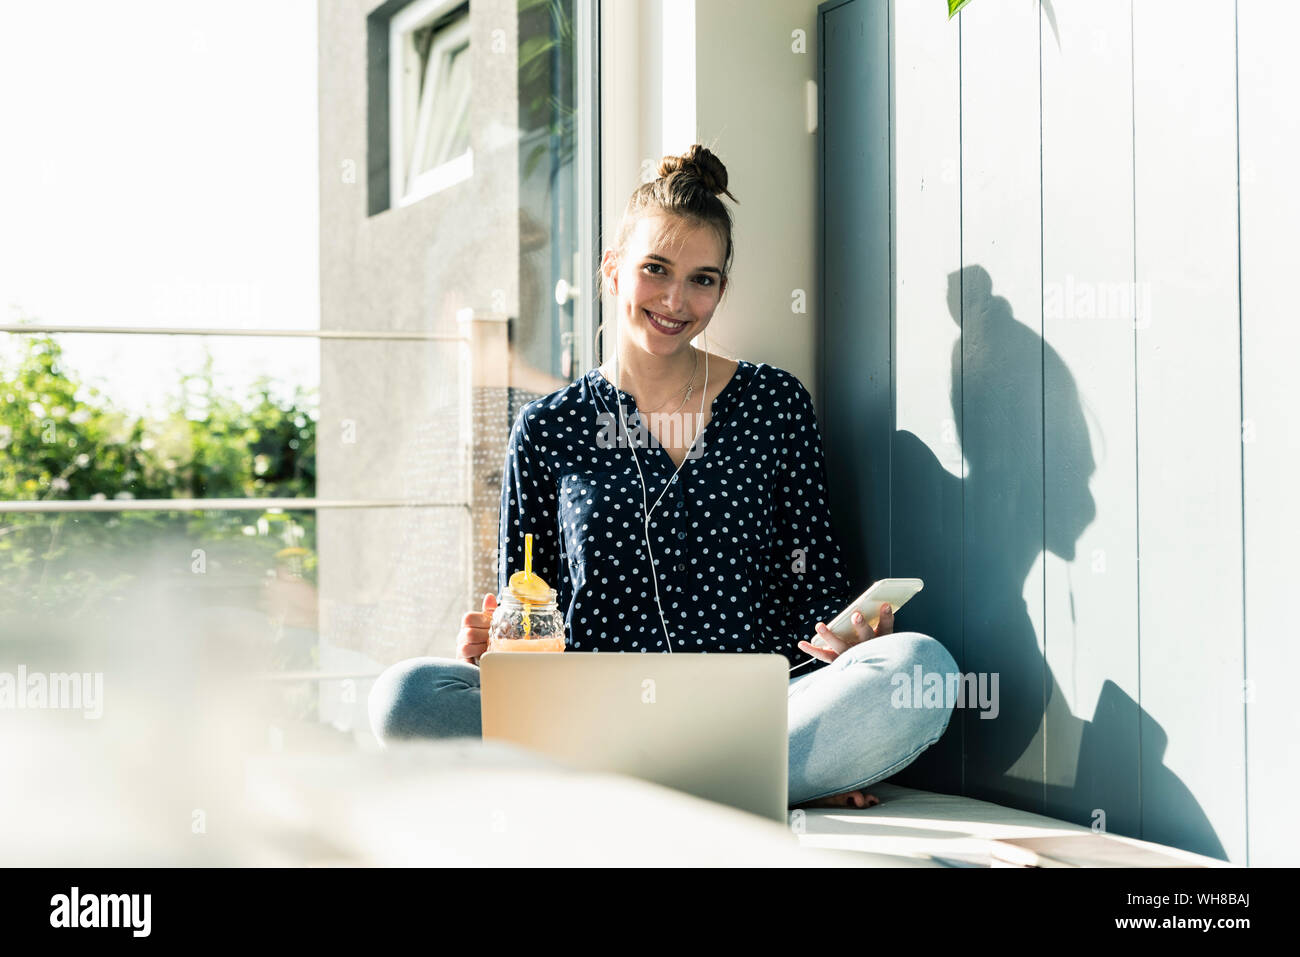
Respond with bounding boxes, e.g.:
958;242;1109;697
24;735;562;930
891;665;999;719
1044;274;1152;329
0;666;103;719
50;887;150;937
596;410;706;460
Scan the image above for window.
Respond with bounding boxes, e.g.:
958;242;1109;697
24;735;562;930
389;0;472;208
2;0;605;867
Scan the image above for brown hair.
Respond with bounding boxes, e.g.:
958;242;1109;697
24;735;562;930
595;144;739;361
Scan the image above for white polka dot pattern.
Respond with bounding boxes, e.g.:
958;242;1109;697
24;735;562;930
496;360;853;667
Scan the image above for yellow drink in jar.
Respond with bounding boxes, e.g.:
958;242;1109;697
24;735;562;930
489;534;565;653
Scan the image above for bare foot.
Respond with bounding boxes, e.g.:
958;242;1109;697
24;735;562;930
795;789;881;809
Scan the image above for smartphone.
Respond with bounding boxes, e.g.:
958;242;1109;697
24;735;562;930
811;577;925;647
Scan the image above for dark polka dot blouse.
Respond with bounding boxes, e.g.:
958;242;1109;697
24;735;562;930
497;359;852;670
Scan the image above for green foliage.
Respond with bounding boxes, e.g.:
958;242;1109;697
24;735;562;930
0;334;318;621
518;0;576;181
949;0;973;19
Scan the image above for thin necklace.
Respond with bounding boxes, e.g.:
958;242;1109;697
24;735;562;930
604;347;698;415
658;348;699;417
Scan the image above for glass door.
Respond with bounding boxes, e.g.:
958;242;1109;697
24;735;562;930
516;0;600;388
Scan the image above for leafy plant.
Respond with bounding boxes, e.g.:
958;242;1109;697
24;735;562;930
518;0;576;182
0;332;318;620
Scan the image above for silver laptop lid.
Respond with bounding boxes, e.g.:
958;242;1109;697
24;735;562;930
481;652;789;824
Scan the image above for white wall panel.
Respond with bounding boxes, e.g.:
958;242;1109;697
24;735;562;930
1133;0;1244;862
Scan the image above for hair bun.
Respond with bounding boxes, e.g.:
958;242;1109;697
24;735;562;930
658;145;737;202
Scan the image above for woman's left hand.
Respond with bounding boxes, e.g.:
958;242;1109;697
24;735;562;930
797;604;894;664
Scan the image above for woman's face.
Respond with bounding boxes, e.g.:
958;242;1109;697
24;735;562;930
602;212;727;360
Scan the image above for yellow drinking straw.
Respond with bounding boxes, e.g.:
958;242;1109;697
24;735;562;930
508;533;552;639
522;533;533;636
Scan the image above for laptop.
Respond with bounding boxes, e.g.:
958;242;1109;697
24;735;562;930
480;652;789;823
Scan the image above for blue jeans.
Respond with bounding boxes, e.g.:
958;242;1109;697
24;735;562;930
367;632;959;806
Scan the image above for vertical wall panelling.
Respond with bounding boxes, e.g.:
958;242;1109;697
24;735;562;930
1132;0;1243;862
1038;0;1141;836
958;0;1046;811
886;0;963;794
816;0;1281;861
818;0;892;595
1238;0;1300;868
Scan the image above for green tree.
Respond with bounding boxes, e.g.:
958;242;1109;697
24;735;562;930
0;334;319;623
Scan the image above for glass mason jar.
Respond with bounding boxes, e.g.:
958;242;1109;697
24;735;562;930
488;589;566;653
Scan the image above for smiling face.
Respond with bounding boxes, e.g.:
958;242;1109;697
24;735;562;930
601;211;728;360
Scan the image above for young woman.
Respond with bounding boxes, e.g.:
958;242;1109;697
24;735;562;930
369;145;958;809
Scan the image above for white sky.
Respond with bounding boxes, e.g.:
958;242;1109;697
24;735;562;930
0;0;320;414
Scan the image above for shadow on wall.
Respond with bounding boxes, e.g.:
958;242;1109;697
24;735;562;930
889;264;1225;861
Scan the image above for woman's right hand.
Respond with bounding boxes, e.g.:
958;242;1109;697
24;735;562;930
457;593;498;665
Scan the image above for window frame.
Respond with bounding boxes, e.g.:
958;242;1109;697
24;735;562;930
389;0;473;210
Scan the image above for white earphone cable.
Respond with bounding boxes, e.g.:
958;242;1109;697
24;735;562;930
600;310;810;673
616;339;707;653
